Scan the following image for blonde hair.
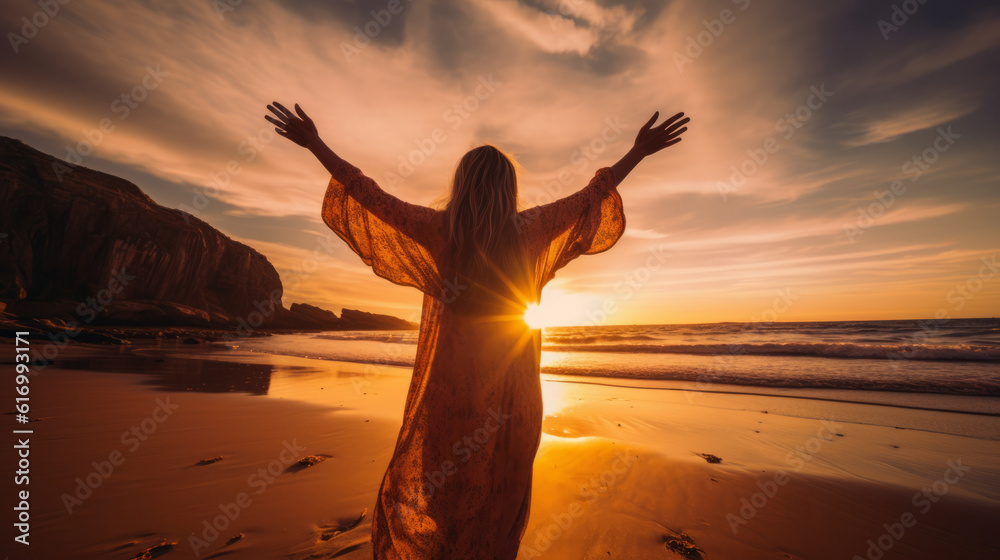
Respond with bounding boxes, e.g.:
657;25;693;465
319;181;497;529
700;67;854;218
443;145;531;314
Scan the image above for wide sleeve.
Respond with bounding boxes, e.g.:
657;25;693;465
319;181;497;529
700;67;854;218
518;167;626;289
321;158;444;297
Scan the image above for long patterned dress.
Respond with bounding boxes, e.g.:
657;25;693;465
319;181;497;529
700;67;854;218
321;158;625;559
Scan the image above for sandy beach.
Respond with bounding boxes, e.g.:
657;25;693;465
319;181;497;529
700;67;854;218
4;339;999;560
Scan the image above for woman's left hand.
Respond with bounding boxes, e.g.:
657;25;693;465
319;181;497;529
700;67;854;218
265;101;319;149
631;111;690;157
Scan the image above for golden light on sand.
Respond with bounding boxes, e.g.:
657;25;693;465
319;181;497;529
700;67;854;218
540;378;568;417
523;287;594;329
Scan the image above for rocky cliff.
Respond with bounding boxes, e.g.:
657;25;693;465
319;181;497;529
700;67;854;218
288;303;416;330
0;136;416;332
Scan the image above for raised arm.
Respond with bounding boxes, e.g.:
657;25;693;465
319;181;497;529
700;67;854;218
265;101;438;242
521;110;690;287
264;101;444;295
521;110;690;235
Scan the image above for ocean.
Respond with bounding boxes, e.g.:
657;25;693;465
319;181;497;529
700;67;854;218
235;318;1000;415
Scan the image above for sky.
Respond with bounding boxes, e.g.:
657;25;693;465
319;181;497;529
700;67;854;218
2;0;999;325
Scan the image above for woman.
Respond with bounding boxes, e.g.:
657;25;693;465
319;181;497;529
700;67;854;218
265;102;689;559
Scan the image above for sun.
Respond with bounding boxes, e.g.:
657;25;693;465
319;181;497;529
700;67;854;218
523;303;551;329
523;287;593;329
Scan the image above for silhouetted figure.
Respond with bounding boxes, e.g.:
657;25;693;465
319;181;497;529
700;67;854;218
266;101;689;559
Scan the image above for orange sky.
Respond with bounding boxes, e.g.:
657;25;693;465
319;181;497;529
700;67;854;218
2;0;999;325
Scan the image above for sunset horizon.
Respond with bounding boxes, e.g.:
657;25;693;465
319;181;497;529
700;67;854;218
4;0;998;325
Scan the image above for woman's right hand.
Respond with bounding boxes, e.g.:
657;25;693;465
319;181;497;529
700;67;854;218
631;111;690;157
265;101;320;149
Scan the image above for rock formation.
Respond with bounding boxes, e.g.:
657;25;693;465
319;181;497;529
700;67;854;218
0;136;416;333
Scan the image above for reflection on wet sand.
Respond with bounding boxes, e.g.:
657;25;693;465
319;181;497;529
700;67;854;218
56;353;279;395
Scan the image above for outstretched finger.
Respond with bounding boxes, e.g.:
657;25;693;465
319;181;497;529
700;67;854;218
642;111;660;131
663;117;690;135
272;101;297;121
267;104;289;123
665;126;687;140
264;115;285;128
294;103;313;124
655;111;686;131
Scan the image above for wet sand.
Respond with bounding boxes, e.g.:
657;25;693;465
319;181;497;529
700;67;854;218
2;340;999;559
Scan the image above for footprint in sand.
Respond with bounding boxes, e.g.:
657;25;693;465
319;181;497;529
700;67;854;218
662;531;705;559
698;453;722;464
202;532;244;559
319;509;368;541
127;540;177;560
289;509;369;559
285;454;334;474
191;456;224;467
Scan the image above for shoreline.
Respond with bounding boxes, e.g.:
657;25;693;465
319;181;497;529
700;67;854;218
548;376;1000;418
225;331;1000;405
4;341;999;559
0;317;419;346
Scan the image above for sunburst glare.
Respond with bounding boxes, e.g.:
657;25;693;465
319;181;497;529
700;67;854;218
523;287;597;328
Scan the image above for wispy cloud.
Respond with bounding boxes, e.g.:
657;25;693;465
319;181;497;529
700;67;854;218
842;98;978;147
1;0;997;322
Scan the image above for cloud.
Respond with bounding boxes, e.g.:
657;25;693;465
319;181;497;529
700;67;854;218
1;0;998;322
470;0;600;55
841;97;978;147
